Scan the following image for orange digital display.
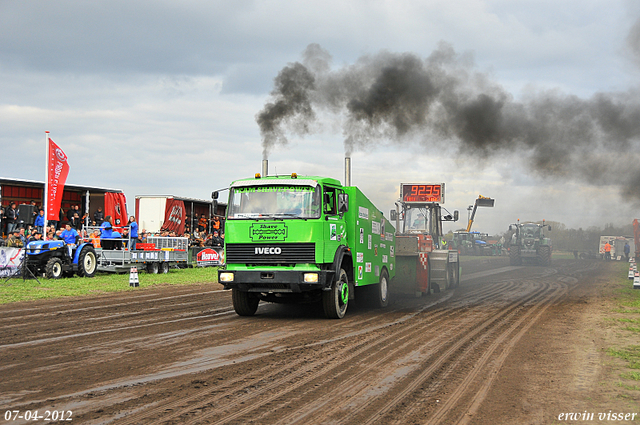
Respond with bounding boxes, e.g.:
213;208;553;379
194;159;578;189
401;183;444;204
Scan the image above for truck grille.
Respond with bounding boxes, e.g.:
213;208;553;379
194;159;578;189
225;243;315;264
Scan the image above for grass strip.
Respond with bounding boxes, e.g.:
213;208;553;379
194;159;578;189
0;266;220;304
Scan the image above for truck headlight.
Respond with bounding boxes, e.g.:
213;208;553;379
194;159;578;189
219;272;234;282
303;273;319;283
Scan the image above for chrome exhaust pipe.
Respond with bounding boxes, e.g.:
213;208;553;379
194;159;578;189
345;157;352;186
262;159;268;177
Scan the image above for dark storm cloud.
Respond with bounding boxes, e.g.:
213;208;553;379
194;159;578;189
257;42;640;201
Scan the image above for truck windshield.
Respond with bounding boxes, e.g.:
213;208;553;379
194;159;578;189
404;207;430;233
228;185;321;219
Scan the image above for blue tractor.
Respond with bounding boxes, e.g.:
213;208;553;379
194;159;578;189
26;239;98;279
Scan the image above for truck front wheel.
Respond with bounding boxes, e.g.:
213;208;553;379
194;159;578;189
232;289;259;316
323;268;349;319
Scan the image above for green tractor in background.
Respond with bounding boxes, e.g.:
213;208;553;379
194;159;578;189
508;220;552;266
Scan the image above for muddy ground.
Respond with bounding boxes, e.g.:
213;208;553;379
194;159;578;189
0;257;638;424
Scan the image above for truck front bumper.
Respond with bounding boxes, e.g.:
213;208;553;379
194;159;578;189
219;269;335;293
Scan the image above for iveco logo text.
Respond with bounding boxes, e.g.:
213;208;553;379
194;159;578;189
255;247;282;255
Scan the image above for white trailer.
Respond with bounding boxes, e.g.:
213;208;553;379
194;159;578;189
135;195;221;235
599;236;634;260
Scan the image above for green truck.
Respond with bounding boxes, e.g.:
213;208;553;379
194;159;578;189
218;173;395;319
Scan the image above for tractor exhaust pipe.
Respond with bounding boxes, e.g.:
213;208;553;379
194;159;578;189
262;159;268;177
345;157;351;187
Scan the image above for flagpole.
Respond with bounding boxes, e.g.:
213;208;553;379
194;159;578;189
44;131;49;240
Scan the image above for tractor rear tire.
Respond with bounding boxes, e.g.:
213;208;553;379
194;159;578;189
77;246;97;277
45;257;64;279
539;246;552;266
509;246;522;266
323;268;349;319
232;289;259;316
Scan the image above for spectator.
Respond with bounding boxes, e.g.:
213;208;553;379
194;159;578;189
34;209;45;234
17;227;27;246
66;205;75;223
604;241;612;261
128;216;139;250
89;230;101;248
6;202;18;234
30;200;38;223
624;242;631;260
28;231;42;243
6;229;23;248
93;207;104;225
0;206;4;236
198;214;207;232
100;216;120;239
121;227;129;248
72;212;82;231
210;230;223;248
211;216;221;233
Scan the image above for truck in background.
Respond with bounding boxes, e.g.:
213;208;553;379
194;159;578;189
390;183;460;295
218;172;395;319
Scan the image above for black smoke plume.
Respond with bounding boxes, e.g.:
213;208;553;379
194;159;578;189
257;41;640;201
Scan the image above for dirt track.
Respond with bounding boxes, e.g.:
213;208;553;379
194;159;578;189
0;257;635;424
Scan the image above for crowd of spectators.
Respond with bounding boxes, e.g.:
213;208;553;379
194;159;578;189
1;200;224;250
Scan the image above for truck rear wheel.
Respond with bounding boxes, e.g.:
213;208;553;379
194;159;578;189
371;269;389;308
77;246;97;278
45;257;63;279
323;268;349;319
232;289;259;316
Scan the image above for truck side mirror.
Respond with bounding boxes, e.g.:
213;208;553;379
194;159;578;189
390;210;397;221
548;225;552;231
509;225;513;231
453;210;459;221
338;193;349;213
212;191;219;200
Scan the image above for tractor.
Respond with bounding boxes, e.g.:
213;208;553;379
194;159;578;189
508;220;552;266
25;239;98;279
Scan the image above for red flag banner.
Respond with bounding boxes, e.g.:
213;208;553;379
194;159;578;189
161;198;186;235
105;192;128;228
46;138;70;221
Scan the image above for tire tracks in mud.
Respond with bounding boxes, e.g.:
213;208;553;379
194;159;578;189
96;278;533;424
1;260;601;425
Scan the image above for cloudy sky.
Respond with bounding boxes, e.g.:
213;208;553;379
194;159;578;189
1;0;639;235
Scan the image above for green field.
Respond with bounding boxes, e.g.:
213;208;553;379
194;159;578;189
0;267;220;304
